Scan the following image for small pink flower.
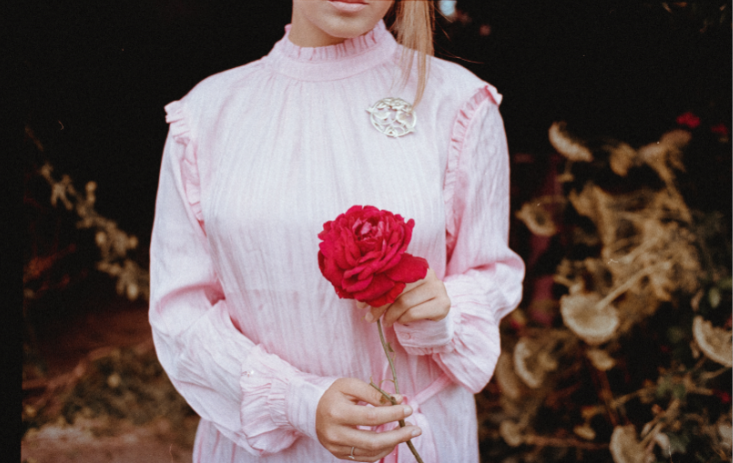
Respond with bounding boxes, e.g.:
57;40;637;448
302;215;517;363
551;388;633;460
676;112;701;129
715;390;731;405
710;123;729;138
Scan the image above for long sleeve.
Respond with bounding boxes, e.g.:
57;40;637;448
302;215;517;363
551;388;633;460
149;100;337;456
393;85;525;393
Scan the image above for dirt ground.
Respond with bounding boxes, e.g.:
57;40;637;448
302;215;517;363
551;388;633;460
22;287;198;463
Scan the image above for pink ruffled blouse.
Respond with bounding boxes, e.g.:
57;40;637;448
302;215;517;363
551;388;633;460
150;21;524;463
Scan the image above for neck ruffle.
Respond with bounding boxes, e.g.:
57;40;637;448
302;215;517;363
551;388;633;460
264;20;399;81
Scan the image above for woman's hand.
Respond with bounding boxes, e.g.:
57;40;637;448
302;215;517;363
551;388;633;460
357;268;451;327
316;378;421;461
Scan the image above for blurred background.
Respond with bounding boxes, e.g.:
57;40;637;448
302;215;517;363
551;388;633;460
20;1;731;462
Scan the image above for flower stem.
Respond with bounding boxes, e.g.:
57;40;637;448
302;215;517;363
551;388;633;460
374;319;423;463
377;319;400;394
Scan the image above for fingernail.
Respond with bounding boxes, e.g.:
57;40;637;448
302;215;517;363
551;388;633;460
411;428;422;437
364;312;374;323
403;406;412;416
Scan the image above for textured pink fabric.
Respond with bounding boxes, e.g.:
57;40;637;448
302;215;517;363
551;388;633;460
150;20;524;462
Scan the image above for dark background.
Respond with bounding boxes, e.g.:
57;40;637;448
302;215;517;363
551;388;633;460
19;0;732;243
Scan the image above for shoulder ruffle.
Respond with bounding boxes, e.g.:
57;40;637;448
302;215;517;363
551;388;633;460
165;100;203;224
443;84;502;250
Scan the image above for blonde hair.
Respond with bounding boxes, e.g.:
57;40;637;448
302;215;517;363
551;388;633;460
390;0;435;106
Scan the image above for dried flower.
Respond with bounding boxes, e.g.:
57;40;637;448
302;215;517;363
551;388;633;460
494;352;525;400
515;200;557;237
560;293;619;345
548;122;593;162
692;316;732;368
609;425;645;463
718;422;732;450
499;421;524;447
513;338;559;388
573;423;596;440
586;348;615;371
638;130;690;187
607;142;638;177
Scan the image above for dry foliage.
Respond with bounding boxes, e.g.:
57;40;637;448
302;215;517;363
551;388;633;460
489;122;732;463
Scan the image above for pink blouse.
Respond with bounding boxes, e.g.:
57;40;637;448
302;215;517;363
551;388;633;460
150;21;524;463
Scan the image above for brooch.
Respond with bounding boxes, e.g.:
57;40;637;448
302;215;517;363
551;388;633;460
366;97;416;138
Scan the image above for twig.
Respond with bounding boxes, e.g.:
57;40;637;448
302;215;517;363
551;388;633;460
523;434;608;450
700;366;730;382
596;264;663;310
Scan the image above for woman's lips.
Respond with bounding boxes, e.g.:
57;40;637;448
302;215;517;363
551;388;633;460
328;0;367;13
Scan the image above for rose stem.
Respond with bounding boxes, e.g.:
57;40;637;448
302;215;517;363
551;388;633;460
374;319;424;463
377;319;400;394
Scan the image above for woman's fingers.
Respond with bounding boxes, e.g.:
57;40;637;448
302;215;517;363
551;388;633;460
383;285;449;327
340;401;413;427
318;379;422;461
335;425;422;461
357;268;450;327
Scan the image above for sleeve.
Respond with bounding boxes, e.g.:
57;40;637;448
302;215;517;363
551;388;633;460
149;100;337;455
393;85;525;393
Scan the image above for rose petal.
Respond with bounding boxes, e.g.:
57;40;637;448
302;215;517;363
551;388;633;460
318;251;344;286
346;205;364;215
384;254;429;283
365;282;406;307
334;285;353;299
340;228;361;267
344;263;368;279
331;240;351;270
342;274;374;293
353;273;396;302
359;246;384;263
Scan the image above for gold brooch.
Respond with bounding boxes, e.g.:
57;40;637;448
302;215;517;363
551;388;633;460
366;97;416;138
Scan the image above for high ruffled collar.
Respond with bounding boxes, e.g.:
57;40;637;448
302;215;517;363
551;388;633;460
263;20;399;81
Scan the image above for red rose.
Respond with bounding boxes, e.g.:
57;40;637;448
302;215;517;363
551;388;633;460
318;205;429;307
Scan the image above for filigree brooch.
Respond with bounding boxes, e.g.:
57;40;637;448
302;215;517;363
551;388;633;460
366;97;416;138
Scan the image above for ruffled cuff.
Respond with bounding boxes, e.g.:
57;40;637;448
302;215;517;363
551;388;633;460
240;345;337;455
164;100;203;225
430;278;503;392
393;310;456;355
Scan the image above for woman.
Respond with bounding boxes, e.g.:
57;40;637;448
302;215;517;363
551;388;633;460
149;1;524;461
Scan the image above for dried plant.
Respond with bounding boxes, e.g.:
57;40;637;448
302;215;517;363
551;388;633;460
494;122;732;462
23;125;150;305
23;126;151;382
